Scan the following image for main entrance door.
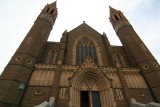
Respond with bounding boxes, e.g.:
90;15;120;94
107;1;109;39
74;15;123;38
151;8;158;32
80;91;101;107
70;70;116;107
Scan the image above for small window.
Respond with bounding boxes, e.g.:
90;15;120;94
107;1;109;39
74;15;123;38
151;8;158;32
46;7;50;12
41;30;45;36
51;9;54;14
126;36;130;41
114;15;119;21
26;37;32;44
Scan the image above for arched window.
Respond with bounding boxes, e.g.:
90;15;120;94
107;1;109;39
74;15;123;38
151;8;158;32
46;7;50;12
45;49;56;64
50;9;54;14
114;15;119;21
76;37;98;65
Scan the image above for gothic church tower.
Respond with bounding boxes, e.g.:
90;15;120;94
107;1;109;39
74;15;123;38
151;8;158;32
0;2;57;107
109;6;160;102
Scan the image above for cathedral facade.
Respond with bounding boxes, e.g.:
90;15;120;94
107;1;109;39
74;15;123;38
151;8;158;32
0;2;160;107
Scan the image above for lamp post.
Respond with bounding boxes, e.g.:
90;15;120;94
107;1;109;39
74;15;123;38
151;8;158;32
12;81;26;107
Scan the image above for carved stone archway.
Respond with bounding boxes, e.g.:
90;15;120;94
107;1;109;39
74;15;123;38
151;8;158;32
69;68;116;107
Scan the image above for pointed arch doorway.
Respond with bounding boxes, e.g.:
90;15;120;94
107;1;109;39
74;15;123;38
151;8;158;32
80;79;101;107
70;69;116;107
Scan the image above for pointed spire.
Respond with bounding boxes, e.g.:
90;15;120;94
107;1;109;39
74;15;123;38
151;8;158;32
50;1;57;7
109;6;119;16
109;6;130;33
63;29;68;34
39;1;58;26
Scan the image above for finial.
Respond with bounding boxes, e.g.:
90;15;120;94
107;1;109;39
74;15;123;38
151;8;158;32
64;29;68;33
50;0;57;7
103;32;107;36
83;21;85;23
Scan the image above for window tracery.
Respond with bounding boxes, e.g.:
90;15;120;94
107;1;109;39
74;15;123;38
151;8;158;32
76;37;98;65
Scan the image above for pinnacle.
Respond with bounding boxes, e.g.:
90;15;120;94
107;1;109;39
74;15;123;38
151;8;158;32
50;1;57;7
109;6;119;16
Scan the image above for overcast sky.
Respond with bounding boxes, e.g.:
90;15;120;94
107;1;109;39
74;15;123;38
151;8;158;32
0;0;160;75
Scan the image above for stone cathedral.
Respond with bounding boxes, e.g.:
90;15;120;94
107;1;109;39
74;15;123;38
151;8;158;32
0;1;160;107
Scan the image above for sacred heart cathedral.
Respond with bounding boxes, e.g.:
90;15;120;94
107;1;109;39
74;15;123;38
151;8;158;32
0;1;160;107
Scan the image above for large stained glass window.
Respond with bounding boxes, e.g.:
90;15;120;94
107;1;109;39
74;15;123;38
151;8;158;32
76;37;98;65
